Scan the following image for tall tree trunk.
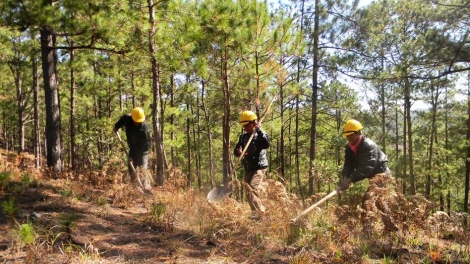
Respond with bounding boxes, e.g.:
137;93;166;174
295;0;305;197
394;91;401;191
404;77;415;194
464;68;470;219
131;71;136;107
148;0;165;186
93;63;103;169
33;53;41;168
159;76;168;168
10;41;25;153
14;64;25;153
402;94;407;194
3;111;9;152
380;57;386;151
186;102;192;187
40;24;62;173
195;92;202;189
70;47;77;171
426;80;438;198
170;75;175;165
308;0;320;195
279;74;285;182
443;85;449;211
222;48;231;184
201;80;215;187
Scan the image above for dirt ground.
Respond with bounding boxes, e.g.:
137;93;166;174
1;153;470;264
0;175;294;264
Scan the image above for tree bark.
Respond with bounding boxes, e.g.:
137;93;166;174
222;48;231;184
201;80;215;187
308;0;320;195
32;53;41;168
148;0;165;186
186;101;192;187
279;71;286;182
404;77;415;195
195;91;202;189
170;75;175;165
380;57;386;151
11;48;25;153
464;69;470;219
295;0;305;197
40;24;62;173
443;85;448;211
70;47;77;171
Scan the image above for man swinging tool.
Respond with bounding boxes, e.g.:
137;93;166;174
234;110;270;220
113;107;151;184
207;97;276;204
291;119;400;230
338;119;399;232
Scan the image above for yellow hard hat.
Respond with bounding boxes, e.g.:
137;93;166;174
342;119;363;137
131;107;145;122
239;110;257;126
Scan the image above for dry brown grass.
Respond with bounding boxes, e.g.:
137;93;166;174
1;150;470;263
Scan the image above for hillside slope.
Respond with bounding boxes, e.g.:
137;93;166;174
0;151;469;263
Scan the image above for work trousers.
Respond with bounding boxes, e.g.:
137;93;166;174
244;168;266;213
127;153;148;183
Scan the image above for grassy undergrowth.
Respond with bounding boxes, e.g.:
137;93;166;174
0;150;469;263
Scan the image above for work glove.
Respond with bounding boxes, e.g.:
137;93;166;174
339;177;352;191
236;146;242;156
226;180;233;191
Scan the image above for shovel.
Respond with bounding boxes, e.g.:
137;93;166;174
206;185;233;203
206;125;255;203
115;131;153;197
289;187;340;224
207;97;276;203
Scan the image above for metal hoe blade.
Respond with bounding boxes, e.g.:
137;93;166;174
207;185;232;203
206;96;277;203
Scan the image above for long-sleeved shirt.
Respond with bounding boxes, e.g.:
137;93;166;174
341;136;388;183
234;129;270;171
114;115;151;158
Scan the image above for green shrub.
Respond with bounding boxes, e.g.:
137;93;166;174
18;223;35;245
2;196;17;225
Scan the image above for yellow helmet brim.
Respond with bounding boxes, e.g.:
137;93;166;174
239;120;252;126
342;131;355;137
133;116;145;123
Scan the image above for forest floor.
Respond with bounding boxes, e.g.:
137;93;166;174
0;150;469;264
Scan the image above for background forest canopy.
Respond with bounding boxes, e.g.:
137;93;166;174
0;0;470;213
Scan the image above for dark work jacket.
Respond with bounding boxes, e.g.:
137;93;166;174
234;129;270;172
341;136;388;183
114;115;151;158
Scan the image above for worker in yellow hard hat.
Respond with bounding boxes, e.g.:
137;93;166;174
339;119;389;189
114;107;151;183
234;110;270;220
338;119;399;232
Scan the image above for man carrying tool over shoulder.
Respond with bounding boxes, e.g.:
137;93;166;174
234;110;270;220
339;119;399;232
113;107;151;183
